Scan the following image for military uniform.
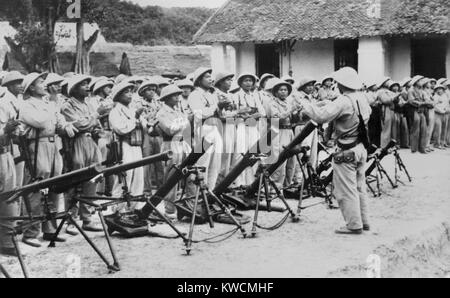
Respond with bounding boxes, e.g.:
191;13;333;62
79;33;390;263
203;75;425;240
89;94;114;194
288;90;318;184
407;88;427;153
0;92;18;251
156;103;192;215
216;88;237;184
2;91;25;192
232;89;266;186
301;91;371;231
61;97;102;224
140;98;164;194
423;88;435;149
376;88;397;148
265;96;295;188
19;96;67;239
188;87;223;189
109;102;147;207
433;92;449;148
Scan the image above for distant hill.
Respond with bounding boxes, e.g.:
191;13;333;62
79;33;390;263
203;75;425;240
66;0;215;45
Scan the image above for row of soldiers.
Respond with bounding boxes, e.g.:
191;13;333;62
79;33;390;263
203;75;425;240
1;67;450;255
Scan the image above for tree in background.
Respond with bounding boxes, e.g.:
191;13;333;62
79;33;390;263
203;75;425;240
1;0;104;74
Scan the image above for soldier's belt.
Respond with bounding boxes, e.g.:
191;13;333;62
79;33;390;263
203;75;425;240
162;136;184;142
75;132;94;139
279;124;292;129
336;139;359;150
29;136;57;143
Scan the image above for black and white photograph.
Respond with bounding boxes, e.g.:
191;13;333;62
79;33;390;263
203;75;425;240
0;0;449;283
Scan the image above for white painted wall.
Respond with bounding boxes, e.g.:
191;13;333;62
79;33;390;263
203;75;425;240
358;36;387;83
211;43;236;74
386;37;411;81
281;40;334;81
234;43;256;76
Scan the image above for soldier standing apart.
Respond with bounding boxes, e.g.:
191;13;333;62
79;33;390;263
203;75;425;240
109;82;147;211
61;75;103;232
432;84;449;149
188;67;223;189
137;79;164;194
19;73;78;246
233;73;265;186
445;80;450;147
297;67;371;234
0;86;20;256
422;79;435;152
213;72;237;184
156;85;192;219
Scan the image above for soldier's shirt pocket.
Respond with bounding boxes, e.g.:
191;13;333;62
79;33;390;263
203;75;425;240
333;150;356;164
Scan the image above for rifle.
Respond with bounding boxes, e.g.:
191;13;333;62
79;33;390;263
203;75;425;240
0;151;173;204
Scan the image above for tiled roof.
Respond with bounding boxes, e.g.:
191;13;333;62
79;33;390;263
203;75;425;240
193;0;450;43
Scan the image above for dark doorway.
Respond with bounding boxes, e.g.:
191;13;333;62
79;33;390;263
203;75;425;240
255;43;280;78
334;39;359;71
411;37;447;78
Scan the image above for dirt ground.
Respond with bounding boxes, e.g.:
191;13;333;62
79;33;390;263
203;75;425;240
1;148;450;278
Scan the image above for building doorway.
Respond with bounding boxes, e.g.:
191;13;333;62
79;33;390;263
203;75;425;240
334;39;358;71
411;37;447;78
255;43;280;78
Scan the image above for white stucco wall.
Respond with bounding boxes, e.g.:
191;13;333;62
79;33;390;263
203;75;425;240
281;40;334;81
211;43;236;74
358;36;387;84
234;43;256;76
386;37;411;81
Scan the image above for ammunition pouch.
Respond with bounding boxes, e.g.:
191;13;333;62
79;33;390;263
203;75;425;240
120;127;144;147
333;150;356;164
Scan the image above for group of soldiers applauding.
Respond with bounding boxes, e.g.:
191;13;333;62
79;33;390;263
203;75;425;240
1;65;450;256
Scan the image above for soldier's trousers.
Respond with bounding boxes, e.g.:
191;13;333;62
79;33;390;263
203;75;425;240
69;135;101;223
0;152;17;249
218;122;236;185
332;143;369;230
111;142;144;213
289;124;317;184
234;123;257;186
23;140;64;239
444;114;450;146
142;134;163;193
399;114;410;148
271;128;294;189
433;113;445;147
96;133;114;195
197;122;223;189
410;111;428;153
426;109;435;148
380;107;395;148
161;140;193;215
